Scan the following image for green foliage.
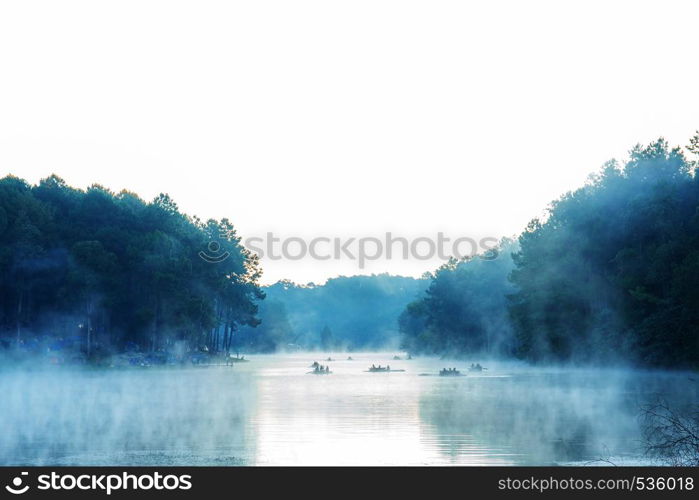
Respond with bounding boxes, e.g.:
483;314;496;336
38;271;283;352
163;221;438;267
0;175;263;355
400;134;699;369
509;137;699;367
399;240;517;356
238;274;428;351
320;325;336;351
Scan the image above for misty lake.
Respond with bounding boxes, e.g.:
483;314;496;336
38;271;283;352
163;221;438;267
0;353;695;466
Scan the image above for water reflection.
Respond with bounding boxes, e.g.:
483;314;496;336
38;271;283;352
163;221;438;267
417;369;697;465
0;367;256;465
0;354;693;465
418;373;622;464
249;355;427;465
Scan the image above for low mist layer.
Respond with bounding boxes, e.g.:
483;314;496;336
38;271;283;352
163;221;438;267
0;366;254;465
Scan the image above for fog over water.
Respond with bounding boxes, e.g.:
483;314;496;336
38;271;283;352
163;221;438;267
0;353;694;465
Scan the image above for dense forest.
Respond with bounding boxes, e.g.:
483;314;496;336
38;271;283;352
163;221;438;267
2;134;699;368
0;175;263;360
399;239;516;356
236;275;427;352
0;175;426;360
402;135;699;369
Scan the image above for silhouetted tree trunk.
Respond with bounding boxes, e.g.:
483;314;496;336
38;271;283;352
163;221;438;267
85;297;93;357
16;292;23;347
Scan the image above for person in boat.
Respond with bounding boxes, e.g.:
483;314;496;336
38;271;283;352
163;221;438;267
325;366;330;373
347;356;353;360
387;365;390;371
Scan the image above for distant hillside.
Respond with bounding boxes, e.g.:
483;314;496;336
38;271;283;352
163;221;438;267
237;274;428;352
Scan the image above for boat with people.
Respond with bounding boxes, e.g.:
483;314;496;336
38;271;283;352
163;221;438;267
365;364;405;373
308;364;332;375
439;367;463;376
468;363;486;372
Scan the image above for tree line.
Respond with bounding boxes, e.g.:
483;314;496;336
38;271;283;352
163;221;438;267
401;135;699;369
0;175;263;359
236;274;427;352
3;134;698;367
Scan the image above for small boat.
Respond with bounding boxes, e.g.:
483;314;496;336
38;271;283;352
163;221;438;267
468;364;486;372
365;366;405;373
229;355;249;363
439;368;464;377
310;363;331;374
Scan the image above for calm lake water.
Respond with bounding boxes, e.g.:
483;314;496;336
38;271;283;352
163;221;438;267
0;352;695;465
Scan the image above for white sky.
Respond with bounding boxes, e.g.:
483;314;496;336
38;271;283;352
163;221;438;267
1;1;698;284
